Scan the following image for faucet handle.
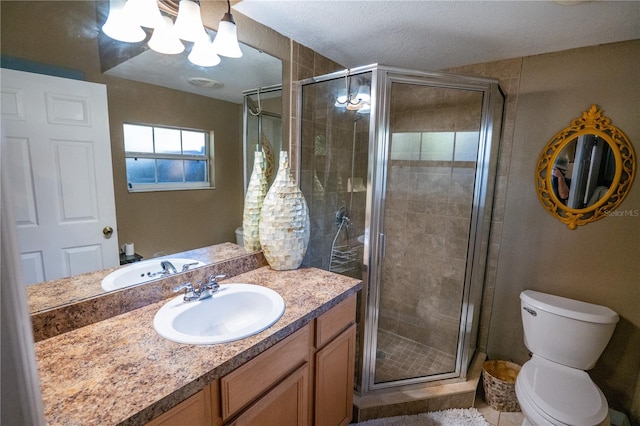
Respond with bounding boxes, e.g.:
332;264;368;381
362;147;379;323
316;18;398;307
181;262;199;272
174;282;201;302
173;282;195;293
209;274;226;283
202;274;225;291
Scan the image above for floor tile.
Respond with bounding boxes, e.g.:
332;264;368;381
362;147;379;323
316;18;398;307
374;329;456;382
474;395;523;426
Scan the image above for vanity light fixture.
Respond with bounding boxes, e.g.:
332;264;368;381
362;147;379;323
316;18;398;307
102;0;242;67
102;0;147;43
335;72;371;113
211;0;243;58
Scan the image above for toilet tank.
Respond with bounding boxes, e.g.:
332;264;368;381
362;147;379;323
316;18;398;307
520;290;619;370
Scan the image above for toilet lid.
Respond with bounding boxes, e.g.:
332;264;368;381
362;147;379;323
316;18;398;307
518;357;608;425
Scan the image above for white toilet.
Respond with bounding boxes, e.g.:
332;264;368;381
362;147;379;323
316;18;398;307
516;290;619;426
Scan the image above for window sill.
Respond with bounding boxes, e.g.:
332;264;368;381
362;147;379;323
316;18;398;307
127;185;216;193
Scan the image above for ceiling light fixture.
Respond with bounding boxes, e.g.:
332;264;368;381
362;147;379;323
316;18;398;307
102;0;242;67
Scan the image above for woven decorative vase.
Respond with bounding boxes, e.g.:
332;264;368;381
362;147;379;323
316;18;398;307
259;151;310;270
242;150;268;252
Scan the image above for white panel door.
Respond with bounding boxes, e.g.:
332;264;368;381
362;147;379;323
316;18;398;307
1;68;119;284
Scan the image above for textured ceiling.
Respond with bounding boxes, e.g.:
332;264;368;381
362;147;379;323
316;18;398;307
234;0;640;71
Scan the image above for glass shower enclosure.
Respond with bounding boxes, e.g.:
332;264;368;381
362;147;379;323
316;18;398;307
297;65;504;394
243;85;283;191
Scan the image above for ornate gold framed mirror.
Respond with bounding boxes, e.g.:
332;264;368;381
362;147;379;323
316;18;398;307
535;105;636;229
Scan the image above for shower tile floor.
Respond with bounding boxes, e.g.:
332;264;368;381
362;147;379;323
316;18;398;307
374;329;457;383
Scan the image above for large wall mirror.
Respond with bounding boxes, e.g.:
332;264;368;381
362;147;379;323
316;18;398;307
0;1;283;312
535;105;636;229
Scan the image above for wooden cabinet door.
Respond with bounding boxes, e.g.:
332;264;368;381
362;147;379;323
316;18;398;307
227;363;309;426
146;388;211;426
221;325;311;420
315;324;356;426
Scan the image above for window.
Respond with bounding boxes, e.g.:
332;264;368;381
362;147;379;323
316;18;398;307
390;131;480;162
123;123;214;192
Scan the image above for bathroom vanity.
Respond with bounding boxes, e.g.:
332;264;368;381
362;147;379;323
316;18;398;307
149;296;356;426
33;265;361;425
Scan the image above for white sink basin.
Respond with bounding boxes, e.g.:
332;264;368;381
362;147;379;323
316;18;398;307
101;258;206;291
153;284;285;345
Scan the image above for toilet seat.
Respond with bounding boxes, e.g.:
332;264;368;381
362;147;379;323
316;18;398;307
516;379;565;426
516;356;609;426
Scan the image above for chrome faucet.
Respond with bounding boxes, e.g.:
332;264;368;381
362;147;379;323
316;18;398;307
161;260;178;274
173;274;226;302
147;260;197;278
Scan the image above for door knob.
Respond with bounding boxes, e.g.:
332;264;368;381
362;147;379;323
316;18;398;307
103;226;114;238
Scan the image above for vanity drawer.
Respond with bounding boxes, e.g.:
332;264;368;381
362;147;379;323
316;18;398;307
220;324;311;420
315;295;356;348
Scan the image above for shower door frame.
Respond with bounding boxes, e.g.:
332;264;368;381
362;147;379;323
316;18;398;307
296;65;504;394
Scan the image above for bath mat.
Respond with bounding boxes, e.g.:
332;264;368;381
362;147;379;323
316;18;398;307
352;408;490;426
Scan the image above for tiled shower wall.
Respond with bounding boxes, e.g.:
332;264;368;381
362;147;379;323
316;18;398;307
288;42;343;168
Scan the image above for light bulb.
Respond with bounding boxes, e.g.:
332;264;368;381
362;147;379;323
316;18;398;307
212;13;243;58
102;0;145;43
188;35;221;67
148;16;185;55
173;0;208;42
125;0;163;28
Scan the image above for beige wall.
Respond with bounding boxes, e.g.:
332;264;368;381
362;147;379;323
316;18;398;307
1;1;290;259
452;40;640;421
498;40;639;421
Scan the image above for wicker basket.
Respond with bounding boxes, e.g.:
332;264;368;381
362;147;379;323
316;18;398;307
482;360;521;412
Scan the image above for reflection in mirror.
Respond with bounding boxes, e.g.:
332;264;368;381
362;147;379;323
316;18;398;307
0;0;283;312
551;135;616;209
535;105;635;229
243;86;283;191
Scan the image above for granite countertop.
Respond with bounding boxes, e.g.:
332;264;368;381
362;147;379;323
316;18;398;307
28;242;249;313
34;266;362;425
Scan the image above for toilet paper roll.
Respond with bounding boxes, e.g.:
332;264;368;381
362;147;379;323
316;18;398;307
122;242;135;256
